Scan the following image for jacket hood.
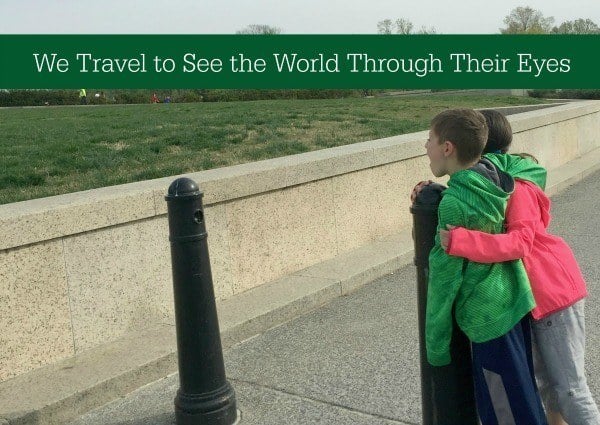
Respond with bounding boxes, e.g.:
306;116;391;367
483;153;547;190
520;179;552;228
470;157;514;193
447;160;513;227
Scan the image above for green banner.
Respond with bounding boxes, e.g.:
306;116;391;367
1;35;599;89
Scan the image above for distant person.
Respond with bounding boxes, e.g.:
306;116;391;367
79;88;87;105
163;95;171;103
151;93;160;103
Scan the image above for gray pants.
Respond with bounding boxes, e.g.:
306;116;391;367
532;300;600;425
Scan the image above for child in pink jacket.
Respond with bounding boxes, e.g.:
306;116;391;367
440;110;600;425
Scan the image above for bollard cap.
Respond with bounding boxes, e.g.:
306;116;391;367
165;177;203;201
410;183;446;213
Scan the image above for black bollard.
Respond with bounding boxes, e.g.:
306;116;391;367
410;183;478;425
166;177;238;425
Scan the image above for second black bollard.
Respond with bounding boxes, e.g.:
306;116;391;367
410;183;478;425
166;177;238;425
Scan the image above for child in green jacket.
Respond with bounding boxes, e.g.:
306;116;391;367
422;108;546;424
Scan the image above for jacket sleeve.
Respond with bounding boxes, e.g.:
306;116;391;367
426;196;466;366
446;184;536;263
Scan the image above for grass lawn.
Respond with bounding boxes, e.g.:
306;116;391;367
0;94;547;205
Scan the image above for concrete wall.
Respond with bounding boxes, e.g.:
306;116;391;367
1;101;600;383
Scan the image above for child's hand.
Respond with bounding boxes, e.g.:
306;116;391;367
440;224;456;251
411;180;434;203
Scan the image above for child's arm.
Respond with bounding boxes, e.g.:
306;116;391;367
426;196;466;366
443;184;537;263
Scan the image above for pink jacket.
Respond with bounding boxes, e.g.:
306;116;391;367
447;179;587;320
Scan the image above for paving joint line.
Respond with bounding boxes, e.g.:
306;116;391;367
229;377;418;425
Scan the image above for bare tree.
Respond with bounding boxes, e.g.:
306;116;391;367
377;19;394;34
236;25;282;35
415;25;437;35
552;18;600;34
395;18;414;34
377;18;435;34
500;6;554;34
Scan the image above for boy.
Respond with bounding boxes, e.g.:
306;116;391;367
423;109;546;424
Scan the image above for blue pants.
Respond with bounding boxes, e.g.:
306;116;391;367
471;316;547;425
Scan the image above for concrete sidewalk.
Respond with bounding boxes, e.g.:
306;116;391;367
66;169;600;425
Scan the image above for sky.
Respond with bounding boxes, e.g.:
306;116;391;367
2;0;600;34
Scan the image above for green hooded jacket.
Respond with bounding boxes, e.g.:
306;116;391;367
426;158;537;366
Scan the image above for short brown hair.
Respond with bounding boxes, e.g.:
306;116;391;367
430;109;488;164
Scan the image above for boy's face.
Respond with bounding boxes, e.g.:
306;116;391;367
425;129;451;177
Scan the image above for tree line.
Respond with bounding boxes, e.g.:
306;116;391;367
501;7;599;34
377;6;600;34
0;89;368;107
233;9;600;36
